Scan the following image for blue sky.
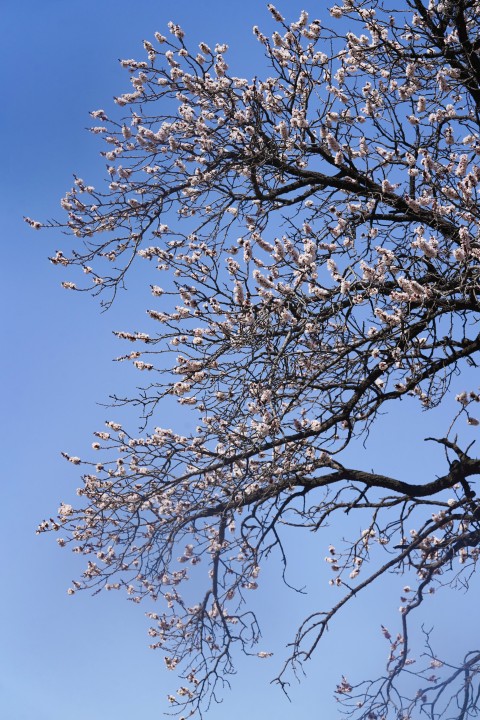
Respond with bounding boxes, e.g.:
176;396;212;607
2;2;480;718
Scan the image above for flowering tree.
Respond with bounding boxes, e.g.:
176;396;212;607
31;1;480;717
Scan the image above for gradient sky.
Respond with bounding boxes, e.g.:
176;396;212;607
2;2;479;719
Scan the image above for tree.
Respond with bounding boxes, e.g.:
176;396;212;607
30;1;480;717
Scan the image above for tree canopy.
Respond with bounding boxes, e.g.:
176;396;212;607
32;1;480;717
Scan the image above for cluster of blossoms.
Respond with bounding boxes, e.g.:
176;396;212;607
35;1;480;718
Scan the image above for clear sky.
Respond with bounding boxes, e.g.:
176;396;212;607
2;2;479;719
